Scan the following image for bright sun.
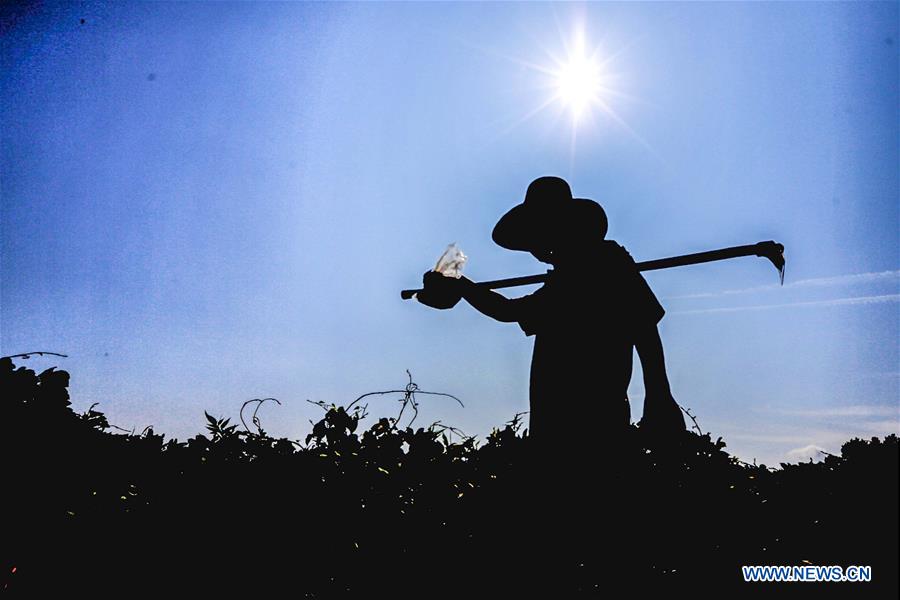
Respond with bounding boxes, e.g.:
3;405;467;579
555;50;603;121
487;23;637;153
551;32;606;123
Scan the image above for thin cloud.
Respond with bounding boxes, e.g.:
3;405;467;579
665;270;900;300
855;419;900;435
785;444;830;463
728;432;818;445
673;294;900;315
771;405;899;419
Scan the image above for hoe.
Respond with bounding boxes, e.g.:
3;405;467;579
401;240;785;300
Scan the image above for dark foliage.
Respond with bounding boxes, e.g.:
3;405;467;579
2;357;897;597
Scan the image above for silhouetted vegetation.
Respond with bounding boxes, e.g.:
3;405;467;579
3;356;897;597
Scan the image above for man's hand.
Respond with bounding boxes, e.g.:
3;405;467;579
634;323;685;435
416;271;467;309
639;390;687;434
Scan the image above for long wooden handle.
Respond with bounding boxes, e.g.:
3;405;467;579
401;240;784;300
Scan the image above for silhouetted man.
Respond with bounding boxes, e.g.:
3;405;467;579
418;176;686;587
419;176;685;446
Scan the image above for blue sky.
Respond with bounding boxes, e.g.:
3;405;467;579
2;1;897;466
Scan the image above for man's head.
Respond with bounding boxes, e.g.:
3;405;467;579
492;177;608;262
529;245;555;265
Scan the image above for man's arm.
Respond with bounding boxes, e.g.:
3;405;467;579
458;277;521;323
634;323;672;397
634;323;686;431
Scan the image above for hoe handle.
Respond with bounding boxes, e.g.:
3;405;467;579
401;240;785;299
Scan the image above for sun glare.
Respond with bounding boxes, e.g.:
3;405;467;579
555;35;603;121
485;21;643;159
555;49;603;121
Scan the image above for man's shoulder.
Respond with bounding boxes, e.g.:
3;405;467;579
600;238;628;253
596;239;636;268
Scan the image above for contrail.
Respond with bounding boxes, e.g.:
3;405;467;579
673;294;900;315
665;270;900;300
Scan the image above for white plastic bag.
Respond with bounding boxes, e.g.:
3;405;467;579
433;243;467;279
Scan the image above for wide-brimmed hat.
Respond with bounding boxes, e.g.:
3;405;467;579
492;176;608;252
